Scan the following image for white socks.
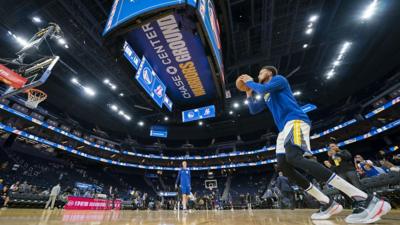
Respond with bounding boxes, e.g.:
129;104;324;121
327;173;368;201
305;183;330;204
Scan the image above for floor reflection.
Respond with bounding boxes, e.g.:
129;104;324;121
0;209;397;225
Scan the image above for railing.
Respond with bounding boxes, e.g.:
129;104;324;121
0;119;399;171
1;96;399;161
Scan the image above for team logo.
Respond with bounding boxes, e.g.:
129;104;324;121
154;84;164;98
204;108;210;115
188;112;195;118
143;67;153;85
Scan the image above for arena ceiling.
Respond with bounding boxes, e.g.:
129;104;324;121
0;0;400;140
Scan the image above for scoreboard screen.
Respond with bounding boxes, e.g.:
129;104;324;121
150;126;168;138
182;105;215;123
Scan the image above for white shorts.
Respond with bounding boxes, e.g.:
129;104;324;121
276;120;311;155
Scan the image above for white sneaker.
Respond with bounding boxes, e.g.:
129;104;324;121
311;200;343;220
345;195;391;224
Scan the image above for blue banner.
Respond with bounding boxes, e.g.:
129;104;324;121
126;12;217;106
158;192;178;197
310;119;357;139
182;105;215;122
301;103;317;113
123;41;141;70
364;96;400;119
150;126;168;138
135;56;166;107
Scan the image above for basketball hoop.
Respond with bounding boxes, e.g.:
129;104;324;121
25;88;47;109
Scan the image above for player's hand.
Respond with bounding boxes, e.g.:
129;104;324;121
239;74;253;82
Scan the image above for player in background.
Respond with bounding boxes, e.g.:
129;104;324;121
175;161;191;212
239;66;391;224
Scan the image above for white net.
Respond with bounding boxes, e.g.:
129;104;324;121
25;89;47;109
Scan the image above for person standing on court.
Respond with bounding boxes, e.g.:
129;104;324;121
45;183;60;210
175;161;191;212
276;171;295;210
328;141;362;188
239;66;390;223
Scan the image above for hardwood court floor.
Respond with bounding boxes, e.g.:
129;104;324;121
0;209;399;225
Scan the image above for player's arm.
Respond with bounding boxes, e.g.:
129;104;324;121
175;170;181;188
188;170;191;187
245;75;286;94
247;92;266;115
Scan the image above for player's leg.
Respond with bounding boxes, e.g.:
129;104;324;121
285;120;391;223
45;196;51;209
182;194;187;210
276;128;342;219
277;154;342;219
345;170;362;189
181;185;188;211
50;195;56;209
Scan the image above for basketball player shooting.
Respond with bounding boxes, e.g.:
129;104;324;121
237;66;391;223
175;161;191;212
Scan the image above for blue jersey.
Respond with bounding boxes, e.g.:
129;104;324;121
246;75;310;131
176;168;191;188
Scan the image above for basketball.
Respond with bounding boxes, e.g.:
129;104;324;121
236;75;252;92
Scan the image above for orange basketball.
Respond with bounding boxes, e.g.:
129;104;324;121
236;75;251;92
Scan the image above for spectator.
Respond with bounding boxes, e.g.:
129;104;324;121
245;192;251;209
10;181;20;193
0;179;3;191
328;142;362;188
376;150;400;172
19;181;30;193
0;185;10;209
358;160;387;177
112;187;118;209
323;160;335;172
143;192;148;209
392;154;400;166
354;155;365;175
45;183;61;209
276;171;294;210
